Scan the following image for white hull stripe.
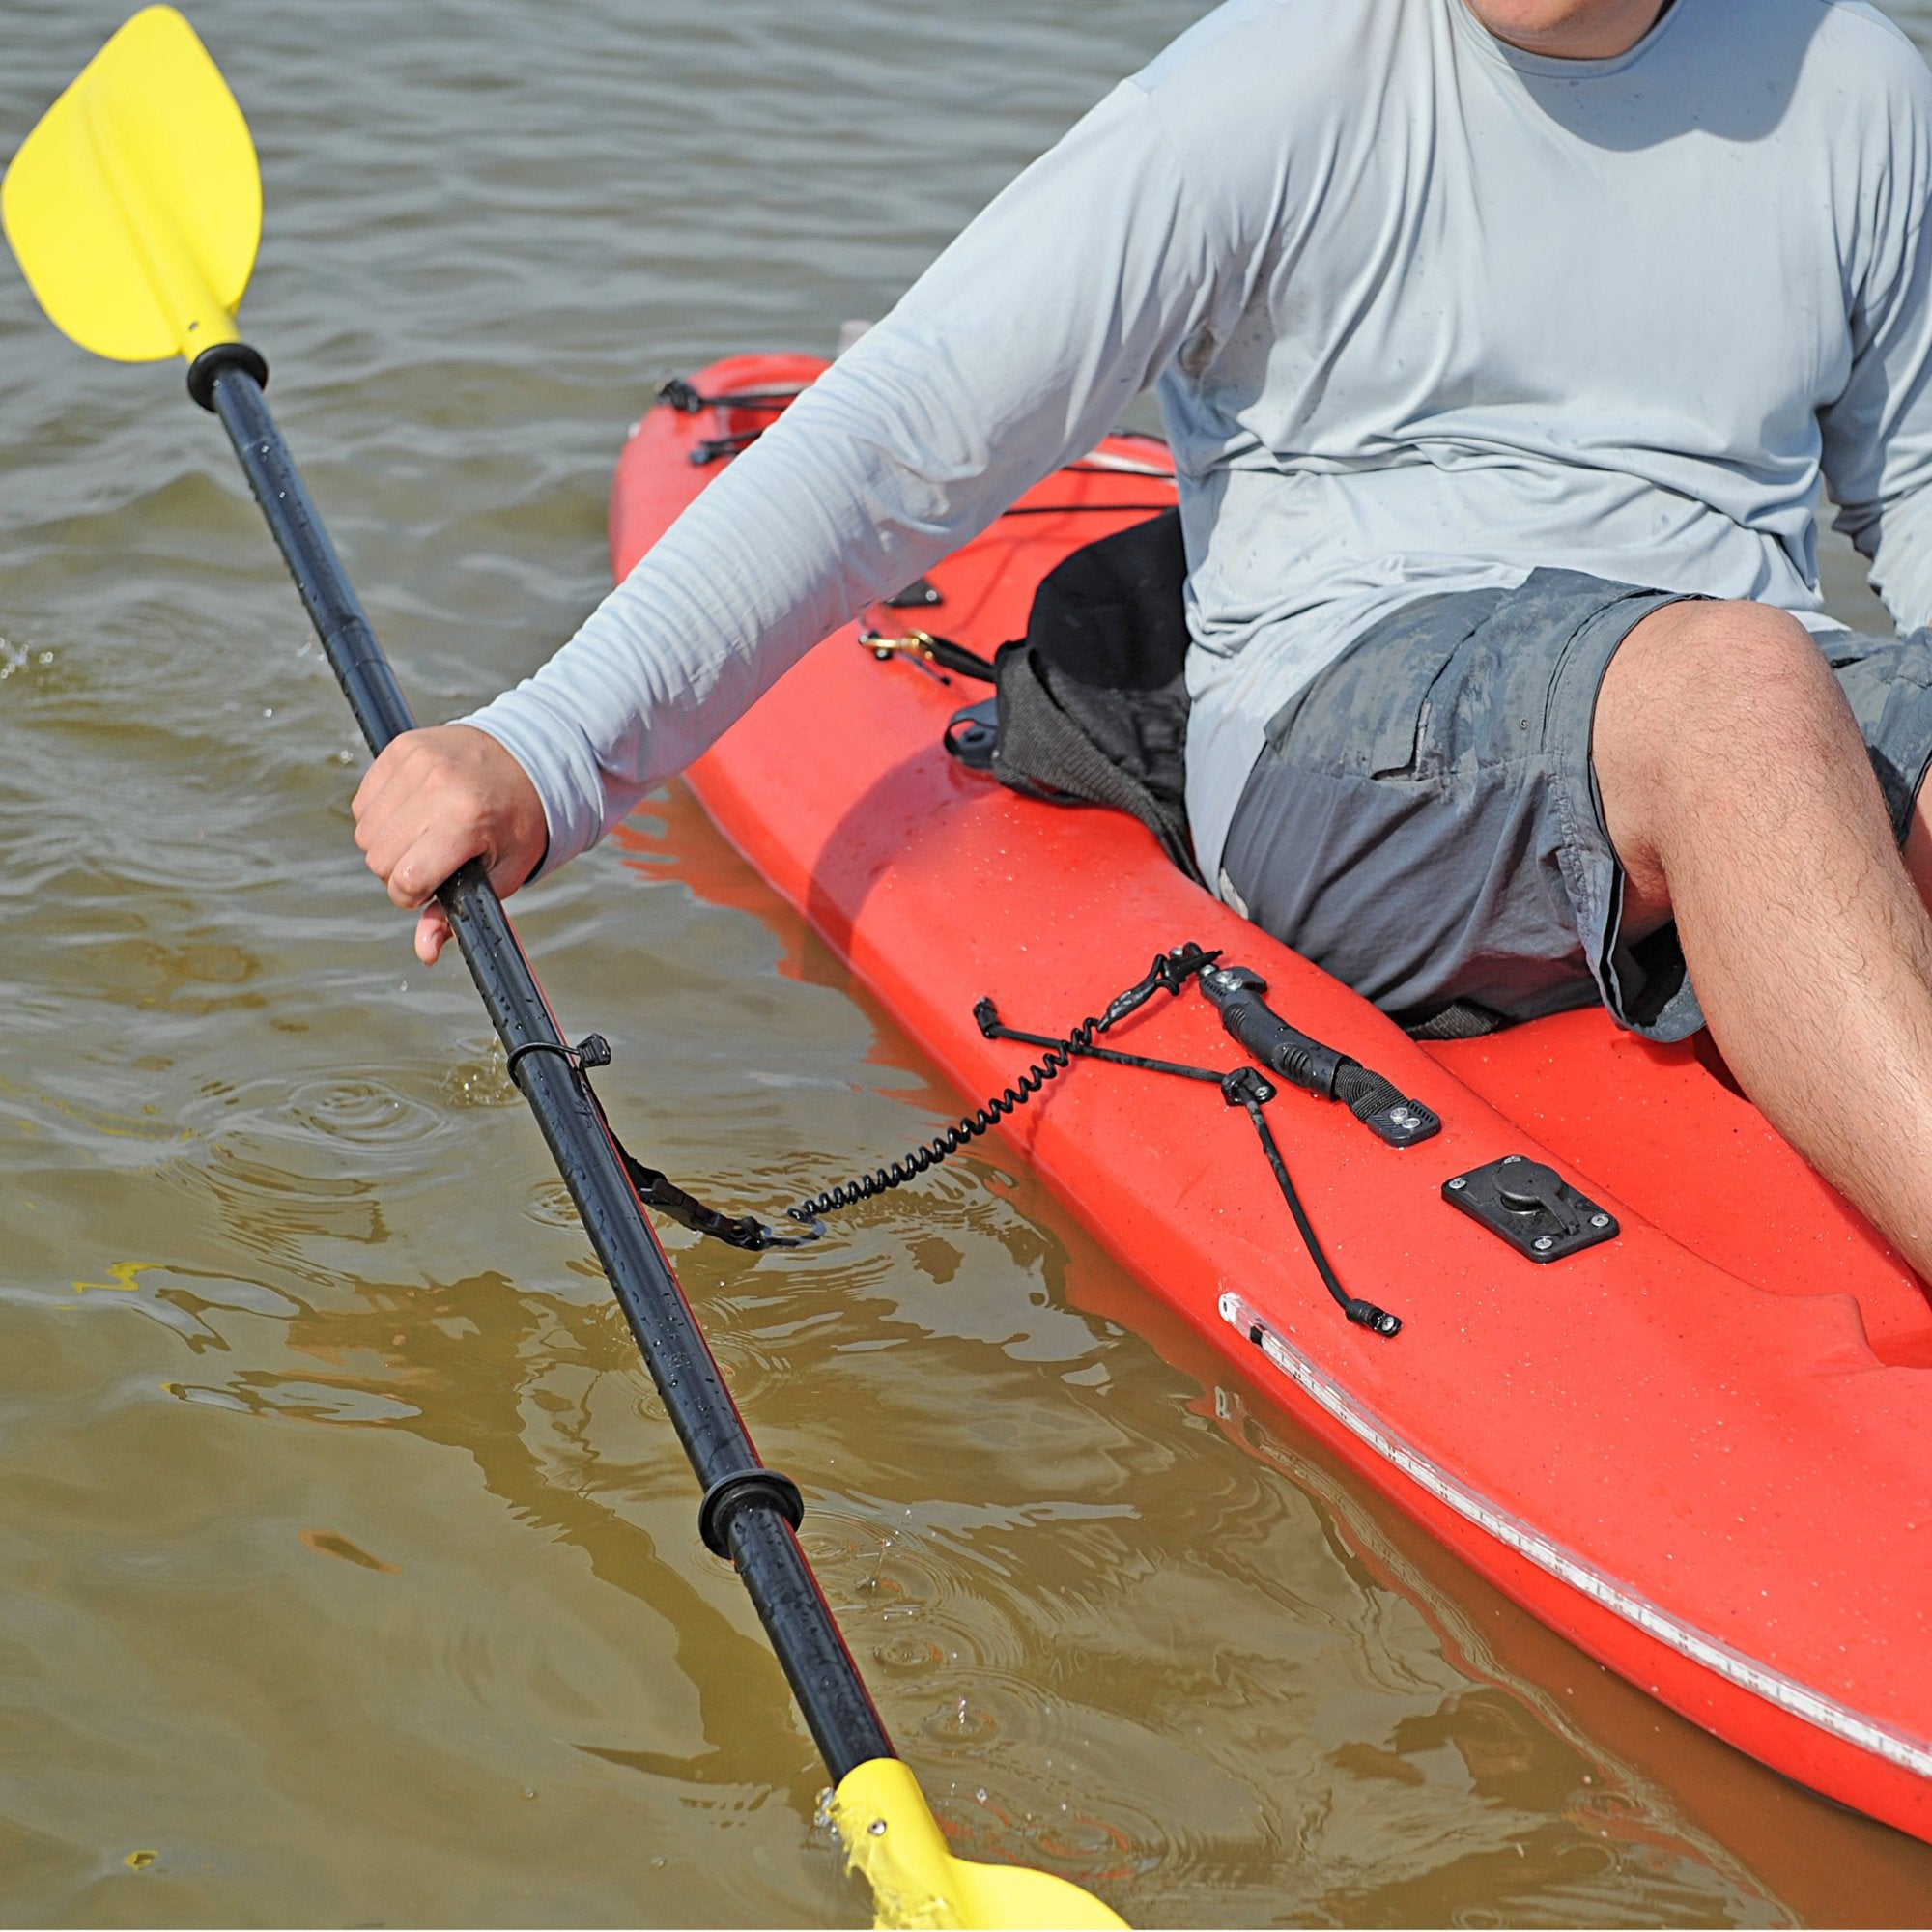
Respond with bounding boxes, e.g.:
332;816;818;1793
1219;1291;1932;1782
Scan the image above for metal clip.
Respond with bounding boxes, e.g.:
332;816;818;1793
857;628;952;685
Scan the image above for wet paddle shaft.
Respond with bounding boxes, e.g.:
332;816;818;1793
1;10;1123;1926
193;338;899;1789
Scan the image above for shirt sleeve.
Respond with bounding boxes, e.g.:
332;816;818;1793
460;79;1252;878
1820;83;1932;635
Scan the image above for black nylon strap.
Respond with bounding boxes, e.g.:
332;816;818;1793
542;1032;821;1251
617;1147;821;1252
992;644;1201;879
1334;1062;1406;1124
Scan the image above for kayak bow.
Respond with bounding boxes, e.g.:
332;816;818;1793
613;355;1932;1848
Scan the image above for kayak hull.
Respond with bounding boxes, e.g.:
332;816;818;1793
611;355;1932;1844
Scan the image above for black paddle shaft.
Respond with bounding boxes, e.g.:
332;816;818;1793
193;348;893;1782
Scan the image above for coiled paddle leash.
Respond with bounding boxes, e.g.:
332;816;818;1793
598;945;1215;1248
597;942;1433;1336
789;943;1216;1220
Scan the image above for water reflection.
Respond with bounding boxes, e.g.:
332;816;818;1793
3;0;1932;1922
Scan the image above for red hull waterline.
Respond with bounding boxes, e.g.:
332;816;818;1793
611;355;1932;1845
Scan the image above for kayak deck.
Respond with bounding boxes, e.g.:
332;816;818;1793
610;354;1932;1843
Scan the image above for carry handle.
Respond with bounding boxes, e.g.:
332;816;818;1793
1199;964;1350;1097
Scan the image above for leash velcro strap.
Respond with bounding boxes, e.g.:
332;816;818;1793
520;1029;820;1252
618;1148;818;1252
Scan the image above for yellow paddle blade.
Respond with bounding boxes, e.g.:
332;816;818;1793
830;1758;1127;1931
2;5;258;361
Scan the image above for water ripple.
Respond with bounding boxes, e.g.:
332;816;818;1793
0;0;1917;1923
283;1077;442;1148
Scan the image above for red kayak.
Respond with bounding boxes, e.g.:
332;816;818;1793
611;353;1932;1845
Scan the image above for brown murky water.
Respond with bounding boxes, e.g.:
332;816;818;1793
3;3;1931;1924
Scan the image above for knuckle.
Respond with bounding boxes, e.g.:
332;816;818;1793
428;767;472;810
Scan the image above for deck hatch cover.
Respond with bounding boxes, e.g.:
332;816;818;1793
1442;1153;1617;1261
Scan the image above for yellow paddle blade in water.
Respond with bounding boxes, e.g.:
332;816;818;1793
830;1759;1127;1930
3;5;258;361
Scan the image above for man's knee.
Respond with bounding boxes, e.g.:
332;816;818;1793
1593;600;1859;914
1596;600;1850;811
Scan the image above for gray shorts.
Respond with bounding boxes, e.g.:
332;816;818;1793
1219;567;1932;1041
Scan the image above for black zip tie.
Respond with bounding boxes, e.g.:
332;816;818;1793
506;1032;613;1081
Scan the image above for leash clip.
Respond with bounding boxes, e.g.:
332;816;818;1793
858;627;952;684
1100;942;1220;1029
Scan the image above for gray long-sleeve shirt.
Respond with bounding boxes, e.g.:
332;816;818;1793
467;0;1932;888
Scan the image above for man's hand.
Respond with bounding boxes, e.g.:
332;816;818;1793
352;724;548;965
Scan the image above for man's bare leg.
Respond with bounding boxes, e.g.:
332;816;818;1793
1594;598;1932;1277
1905;772;1932;908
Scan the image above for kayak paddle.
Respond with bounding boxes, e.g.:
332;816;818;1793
1;11;1126;1927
